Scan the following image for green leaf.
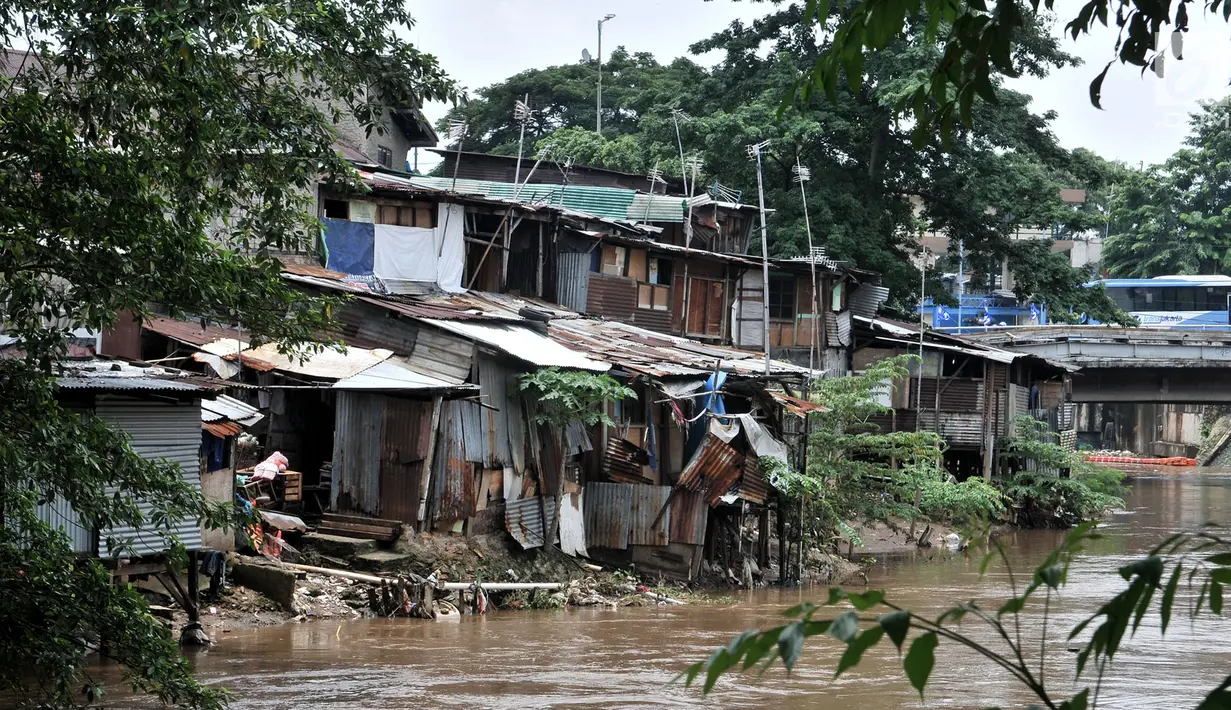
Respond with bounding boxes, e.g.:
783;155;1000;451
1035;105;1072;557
846;590;884;611
998;596;1025;617
1212;568;1231;585
784;602;817;618
829;611;860;642
1213;580;1224;616
778;621;805;672
903;631;938;698
1089;61;1113;109
1060;688;1091;710
836;626;884;678
1160;564;1182;633
1039;563;1064;590
1208;553;1231;566
878;610;911;650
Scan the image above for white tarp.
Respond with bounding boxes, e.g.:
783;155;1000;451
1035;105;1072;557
734;413;789;464
373;224;437;284
423;319;610;372
370;202;466;293
436;202;465;293
559;490;589;558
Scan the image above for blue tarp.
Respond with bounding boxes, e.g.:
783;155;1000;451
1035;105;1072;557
321;218;375;275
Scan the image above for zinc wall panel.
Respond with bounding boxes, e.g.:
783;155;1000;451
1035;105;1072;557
630;485;672;547
556;253;592;313
332;390;383;516
669;490;708;546
584;482;632;550
379;396;433;525
96;398;203;557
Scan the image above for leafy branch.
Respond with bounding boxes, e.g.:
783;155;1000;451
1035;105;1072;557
517;367;637;429
684;524;1231;709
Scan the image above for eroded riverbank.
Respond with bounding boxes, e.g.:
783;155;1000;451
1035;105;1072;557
91;472;1231;709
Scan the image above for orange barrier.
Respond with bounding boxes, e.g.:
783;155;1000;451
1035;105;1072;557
1084;455;1197;467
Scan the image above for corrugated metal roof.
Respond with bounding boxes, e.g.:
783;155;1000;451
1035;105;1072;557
203;421;242;438
423;319;610;372
405;176;690;224
201;395;263;425
55;359;206;392
548;318;811;379
768;391;828;416
332;357;472;392
677;434;745;506
505;496;559;549
144;316;242;347
239;342;395;379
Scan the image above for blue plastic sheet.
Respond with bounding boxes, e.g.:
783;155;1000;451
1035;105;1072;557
321;218;375;274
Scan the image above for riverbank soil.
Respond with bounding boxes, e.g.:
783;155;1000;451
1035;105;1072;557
843;519;956;557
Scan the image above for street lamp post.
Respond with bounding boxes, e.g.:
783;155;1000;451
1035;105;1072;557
597;14;615;137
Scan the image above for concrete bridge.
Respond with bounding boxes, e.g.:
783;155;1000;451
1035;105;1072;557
961;327;1231;403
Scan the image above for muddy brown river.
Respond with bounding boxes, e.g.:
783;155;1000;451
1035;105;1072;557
97;472;1231;709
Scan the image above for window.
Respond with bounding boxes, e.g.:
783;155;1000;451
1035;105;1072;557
636;255;672;311
322;199;349;219
376;201;436;228
376;145;393;168
768;276;796;319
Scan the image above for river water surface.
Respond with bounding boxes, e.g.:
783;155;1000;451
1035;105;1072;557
102;472;1231;709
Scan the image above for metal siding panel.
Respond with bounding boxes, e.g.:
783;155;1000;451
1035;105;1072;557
458;400;487;463
631;307;672;334
504;496;558;549
586;273;637;320
404;328;472;384
584;482;631;550
478;355;512;467
849;285;889;319
96;398;203;557
35;495;93;554
739;455;769;504
380;396;432;525
630;485;672;546
556;253;592;313
918;378;983;411
332;391;383;516
924;412;985;446
434;401;476;522
669;490;708;546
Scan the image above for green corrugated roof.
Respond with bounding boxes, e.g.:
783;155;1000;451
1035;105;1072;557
408;176;687;223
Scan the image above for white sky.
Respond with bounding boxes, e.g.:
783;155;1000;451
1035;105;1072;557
408;0;1231;172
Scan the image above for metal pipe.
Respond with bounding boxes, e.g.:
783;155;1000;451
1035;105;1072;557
441;582;562;591
596;15;615;136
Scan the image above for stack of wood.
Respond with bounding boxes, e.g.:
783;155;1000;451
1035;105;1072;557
317;513;402;542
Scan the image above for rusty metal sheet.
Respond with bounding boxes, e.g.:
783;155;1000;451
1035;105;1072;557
669;490;708;546
537;424;564;497
677;434;744;506
769;391;828;416
202;421;241;438
143;316;241;347
738;455;769;505
630;485;672;547
404;326;472;385
631;307;672;335
584;482;632;550
586;273;637;320
238;342;394;380
433;401;476;523
332;391;382;516
602;438;651;484
504;495;559;549
556;252;591;313
379;396;433;525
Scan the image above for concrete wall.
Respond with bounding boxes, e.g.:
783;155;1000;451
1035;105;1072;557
1078;402;1207;456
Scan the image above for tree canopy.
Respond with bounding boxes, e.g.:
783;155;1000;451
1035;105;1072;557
440;6;1128;320
1104;101;1231;277
0;0;453;705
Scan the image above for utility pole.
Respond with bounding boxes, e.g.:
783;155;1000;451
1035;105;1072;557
917;245;927;430
597;14;615;137
747;139;772;376
793;158;819;373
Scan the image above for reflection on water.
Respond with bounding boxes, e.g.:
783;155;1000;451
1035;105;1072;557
95;473;1231;709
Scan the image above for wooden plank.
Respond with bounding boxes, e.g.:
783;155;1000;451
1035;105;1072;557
628;247;648;282
322;512;404;528
317;521;399;541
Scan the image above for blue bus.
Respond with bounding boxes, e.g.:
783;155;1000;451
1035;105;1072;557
1091;275;1231;328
